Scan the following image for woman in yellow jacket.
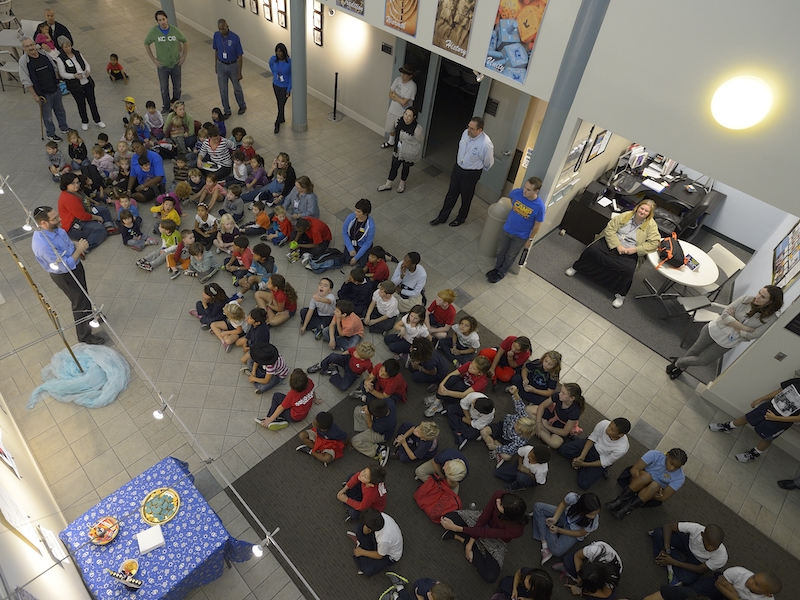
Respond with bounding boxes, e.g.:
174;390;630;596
566;199;660;308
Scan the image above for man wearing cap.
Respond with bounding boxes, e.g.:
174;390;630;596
18;37;71;142
144;10;189;113
380;64;417;149
39;9;73;52
31;206;105;345
213;19;247;118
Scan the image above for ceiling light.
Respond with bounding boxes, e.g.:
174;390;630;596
711;76;772;129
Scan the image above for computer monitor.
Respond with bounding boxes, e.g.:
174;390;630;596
628;147;648;170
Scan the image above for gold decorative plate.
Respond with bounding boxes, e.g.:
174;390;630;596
141;487;180;525
89;516;120;545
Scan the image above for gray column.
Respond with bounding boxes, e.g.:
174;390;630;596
524;0;609;182
160;0;177;30
289;0;308;132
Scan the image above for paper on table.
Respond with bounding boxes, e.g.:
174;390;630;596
596;197;613;207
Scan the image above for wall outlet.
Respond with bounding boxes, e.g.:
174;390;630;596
775;352;787;361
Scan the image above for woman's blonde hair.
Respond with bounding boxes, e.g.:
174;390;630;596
630;199;657;222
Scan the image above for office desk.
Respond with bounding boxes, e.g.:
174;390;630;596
60;457;251;600
600;169;726;214
635;240;718;314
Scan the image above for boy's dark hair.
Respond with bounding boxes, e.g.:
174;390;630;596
249;307;267;324
473;395;494;415
360;507;385;532
430;582;457;600
315;411;333;430
154;10;168;20
180;228;192;237
368;465;387;484
160;219;177;233
578;561;620;594
350;268;365;283
379;280;396;294
667;447;688;466
321;277;334;289
336;299;355;315
250;343;278;365
295;218;310;232
370;245;386;260
110;53;119;60
233;235;249;249
409;337;433;363
366;398;389;419
253;243;271;260
175;154;187;163
253;200;265;211
45;140;58;150
119;209;133;221
382;358;400;377
228;184;242;197
232;150;245;162
704;524;725;546
205;124;220;137
145;100;155;108
612;417;631;435
161;195;175;207
139;157;151;168
187;242;204;255
231;126;246;138
354;198;371;214
515;336;531;351
97;133;109;142
407;251;421;265
289;368;308;391
533;444;552;463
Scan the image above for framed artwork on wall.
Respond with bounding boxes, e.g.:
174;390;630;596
250;0;258;14
586;130;611;162
237;0;245;7
263;1;272;21
276;0;287;28
314;28;322;46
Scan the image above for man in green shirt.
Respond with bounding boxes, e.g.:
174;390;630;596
144;10;189;114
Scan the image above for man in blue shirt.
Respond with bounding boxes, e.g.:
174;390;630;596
128;140;165;203
487;176;545;283
31;206;104;345
213;19;246;117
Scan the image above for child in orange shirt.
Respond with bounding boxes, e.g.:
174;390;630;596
242;200;271;236
167;229;195;277
323;300;364;351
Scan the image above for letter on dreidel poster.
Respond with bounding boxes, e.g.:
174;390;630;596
432;0;477;59
486;0;548;84
336;0;364;15
385;0;419;37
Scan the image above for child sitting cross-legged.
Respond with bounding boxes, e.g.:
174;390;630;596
408;337;453;392
364;280;399;334
296;411;348;466
323;299;364;351
260;205;292;246
352;396;398;465
91;145;117;179
218;184;245;222
241;200;271;237
186;242;221;283
170;154;189;191
214;213;240;255
424;355;491;417
193;202;218;250
364;245;390;287
495;443;551;491
224;235;253;286
446;391;495;451
119;209;156;252
254;274;298;327
337;465;388;522
187;168;205;204
437;315;480;366
307;340;375;391
210;300;246;353
245;342;290;395
255;368;315;430
392;420;440;464
189;283;229;329
45;141;70;182
137;219;180;272
166;229;194;279
237;308;270;366
384;305;431;359
480;385;538;467
338;268;373;317
237;243;275;296
150;194;181;235
426;289;458;339
300;277;337;338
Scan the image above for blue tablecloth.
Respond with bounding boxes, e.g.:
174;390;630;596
60;457;251;599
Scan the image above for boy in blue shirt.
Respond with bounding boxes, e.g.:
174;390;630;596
238;243;274;294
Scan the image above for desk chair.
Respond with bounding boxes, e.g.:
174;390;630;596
0;50;21;92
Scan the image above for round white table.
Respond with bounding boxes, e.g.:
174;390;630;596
635;240;719;313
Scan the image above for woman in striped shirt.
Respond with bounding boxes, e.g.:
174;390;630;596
197;124;235;179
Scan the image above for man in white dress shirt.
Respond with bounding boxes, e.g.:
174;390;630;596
431;116;494;227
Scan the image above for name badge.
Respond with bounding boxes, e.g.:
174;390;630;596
65;59;73;67
279;74;284;82
222;52;227;60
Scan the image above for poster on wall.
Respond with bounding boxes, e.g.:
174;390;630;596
0;486;43;553
336;0;365;15
485;0;548;84
773;220;800;292
385;0;418;37
0;431;20;479
586;129;611;162
432;0;477;58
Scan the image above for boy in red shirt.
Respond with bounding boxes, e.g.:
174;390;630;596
426;288;458;339
256;369;315;431
337;465;388;521
225;234;254;285
350;358;408;405
425;356;491;417
365;245;390;287
479;335;532;384
323;300;364;351
308;340;375;390
297;411;348;465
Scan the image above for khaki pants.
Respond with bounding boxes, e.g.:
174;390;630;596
352;406;386;458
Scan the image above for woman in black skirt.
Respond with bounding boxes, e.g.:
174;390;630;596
565;199;660;308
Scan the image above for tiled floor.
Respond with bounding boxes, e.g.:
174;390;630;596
2;2;800;598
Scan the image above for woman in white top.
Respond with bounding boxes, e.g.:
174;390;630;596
384;305;431;355
378;107;424;193
668;285;783;379
56;38;105;130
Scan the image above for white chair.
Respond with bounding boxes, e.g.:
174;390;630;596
0;0;19;30
0;50;20;91
19;18;39;40
691;243;746;301
679;301;725;347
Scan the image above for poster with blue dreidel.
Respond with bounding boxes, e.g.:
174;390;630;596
486;0;548;83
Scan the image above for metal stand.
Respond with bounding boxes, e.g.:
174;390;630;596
327;72;344;122
635;277;679;314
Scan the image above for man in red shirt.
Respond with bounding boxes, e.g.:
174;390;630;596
292;217;332;257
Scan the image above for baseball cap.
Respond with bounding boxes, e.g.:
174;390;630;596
123;96;136;104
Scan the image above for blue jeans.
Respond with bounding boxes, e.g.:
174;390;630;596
157;64;182;112
532;502;580;557
217;61;246;114
40;90;69;137
66;220;107;250
321;328;362;351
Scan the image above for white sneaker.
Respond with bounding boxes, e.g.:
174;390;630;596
81;123;88;131
565;267;576;276
423;394;437;407
612;294;625;308
424;399;444;417
97;121;106;128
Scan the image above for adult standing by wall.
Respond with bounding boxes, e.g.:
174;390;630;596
56;38;105;131
39;9;73;52
18;37;71;143
144;10;189;114
213;19;247;118
377;107;424;194
380;64;417;149
31;206;105;345
486;176;544;284
269;43;291;134
430;117;494;227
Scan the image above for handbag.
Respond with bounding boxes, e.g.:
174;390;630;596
413;475;462;523
657;232;687;268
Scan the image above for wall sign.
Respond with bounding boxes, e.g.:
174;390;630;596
337;0;364;14
385;0;418;37
432;0;477;58
485;0;548;84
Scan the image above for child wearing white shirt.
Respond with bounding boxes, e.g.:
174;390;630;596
384;305;430;355
364;281;400;333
